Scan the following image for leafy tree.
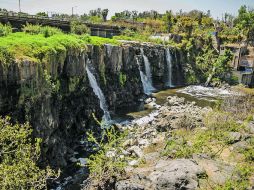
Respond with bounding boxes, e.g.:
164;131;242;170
36;12;48;17
235;5;254;45
196;48;233;86
132;10;138;22
177;16;194;37
70;21;90;35
80;13;89;22
89;8;102;17
102;9;109;22
0;116;57;189
162;10;174;32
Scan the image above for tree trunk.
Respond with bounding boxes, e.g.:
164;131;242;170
205;66;216;86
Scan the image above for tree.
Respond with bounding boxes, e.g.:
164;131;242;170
207;10;211;17
177;16;194;37
36;12;48;17
196;48;233;86
0;116;57;189
102;9;109;22
132;10;138;22
71;20;90;35
235;5;254;45
162;10;174;32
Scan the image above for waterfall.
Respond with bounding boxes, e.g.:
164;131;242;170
165;48;173;87
85;65;111;122
139;49;155;95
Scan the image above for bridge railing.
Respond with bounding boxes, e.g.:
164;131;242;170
0;11;125;31
0;11;70;22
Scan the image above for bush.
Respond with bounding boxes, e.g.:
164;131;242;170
85;127;128;189
0;116;57;189
0;23;12;37
70;21;90;35
162;110;242;159
22;23;63;37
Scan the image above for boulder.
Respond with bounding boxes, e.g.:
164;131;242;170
194;158;235;185
148;159;205;190
228;132;242;143
115;180;145;190
128;146;144;158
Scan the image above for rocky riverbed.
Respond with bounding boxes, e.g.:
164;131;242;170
113;91;254;190
114;96;211;190
56;86;254;190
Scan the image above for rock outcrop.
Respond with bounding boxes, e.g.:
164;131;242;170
0;43;185;168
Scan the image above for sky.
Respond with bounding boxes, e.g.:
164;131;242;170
1;0;254;19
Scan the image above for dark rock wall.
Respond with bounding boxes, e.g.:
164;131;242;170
0;43;186;168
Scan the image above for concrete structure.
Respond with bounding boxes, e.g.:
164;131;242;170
221;44;254;87
0;11;123;38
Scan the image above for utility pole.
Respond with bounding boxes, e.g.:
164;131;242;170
18;0;21;13
72;6;77;17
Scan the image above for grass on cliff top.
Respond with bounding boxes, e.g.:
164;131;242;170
0;32;120;63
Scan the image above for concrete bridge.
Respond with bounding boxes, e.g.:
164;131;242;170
0;12;123;38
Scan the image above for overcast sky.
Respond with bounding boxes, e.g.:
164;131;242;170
1;0;254;18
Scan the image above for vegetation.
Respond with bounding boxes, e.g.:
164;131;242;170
119;72;127;87
0;23;12;37
22;23;63;37
0;116;57;189
162;94;254;189
0;30;120;63
86;127;129;189
70;20;90;35
0;4;254;189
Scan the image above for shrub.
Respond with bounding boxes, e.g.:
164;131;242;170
220;95;254;120
85;127;128;189
0;23;12;37
119;73;127;87
22;23;63;37
0;116;57;189
22;23;42;35
162;110;243;159
71;21;90;35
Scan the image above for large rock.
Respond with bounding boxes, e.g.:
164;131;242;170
115;180;145;190
148;159;205;190
194;158;235;185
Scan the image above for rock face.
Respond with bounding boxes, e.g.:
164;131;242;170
149;159;205;190
0;43;185;168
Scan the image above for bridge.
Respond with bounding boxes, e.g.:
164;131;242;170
0;12;124;38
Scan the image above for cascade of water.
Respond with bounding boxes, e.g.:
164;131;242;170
165;48;173;87
139;49;155;94
85;64;111;122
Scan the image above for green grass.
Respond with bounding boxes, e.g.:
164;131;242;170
0;32;121;63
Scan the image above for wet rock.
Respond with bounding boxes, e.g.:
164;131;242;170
148;159;205;190
69;157;78;163
145;97;156;104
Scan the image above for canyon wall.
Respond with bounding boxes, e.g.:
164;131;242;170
0;43;185;168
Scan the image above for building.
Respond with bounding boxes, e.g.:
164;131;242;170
220;44;254;87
